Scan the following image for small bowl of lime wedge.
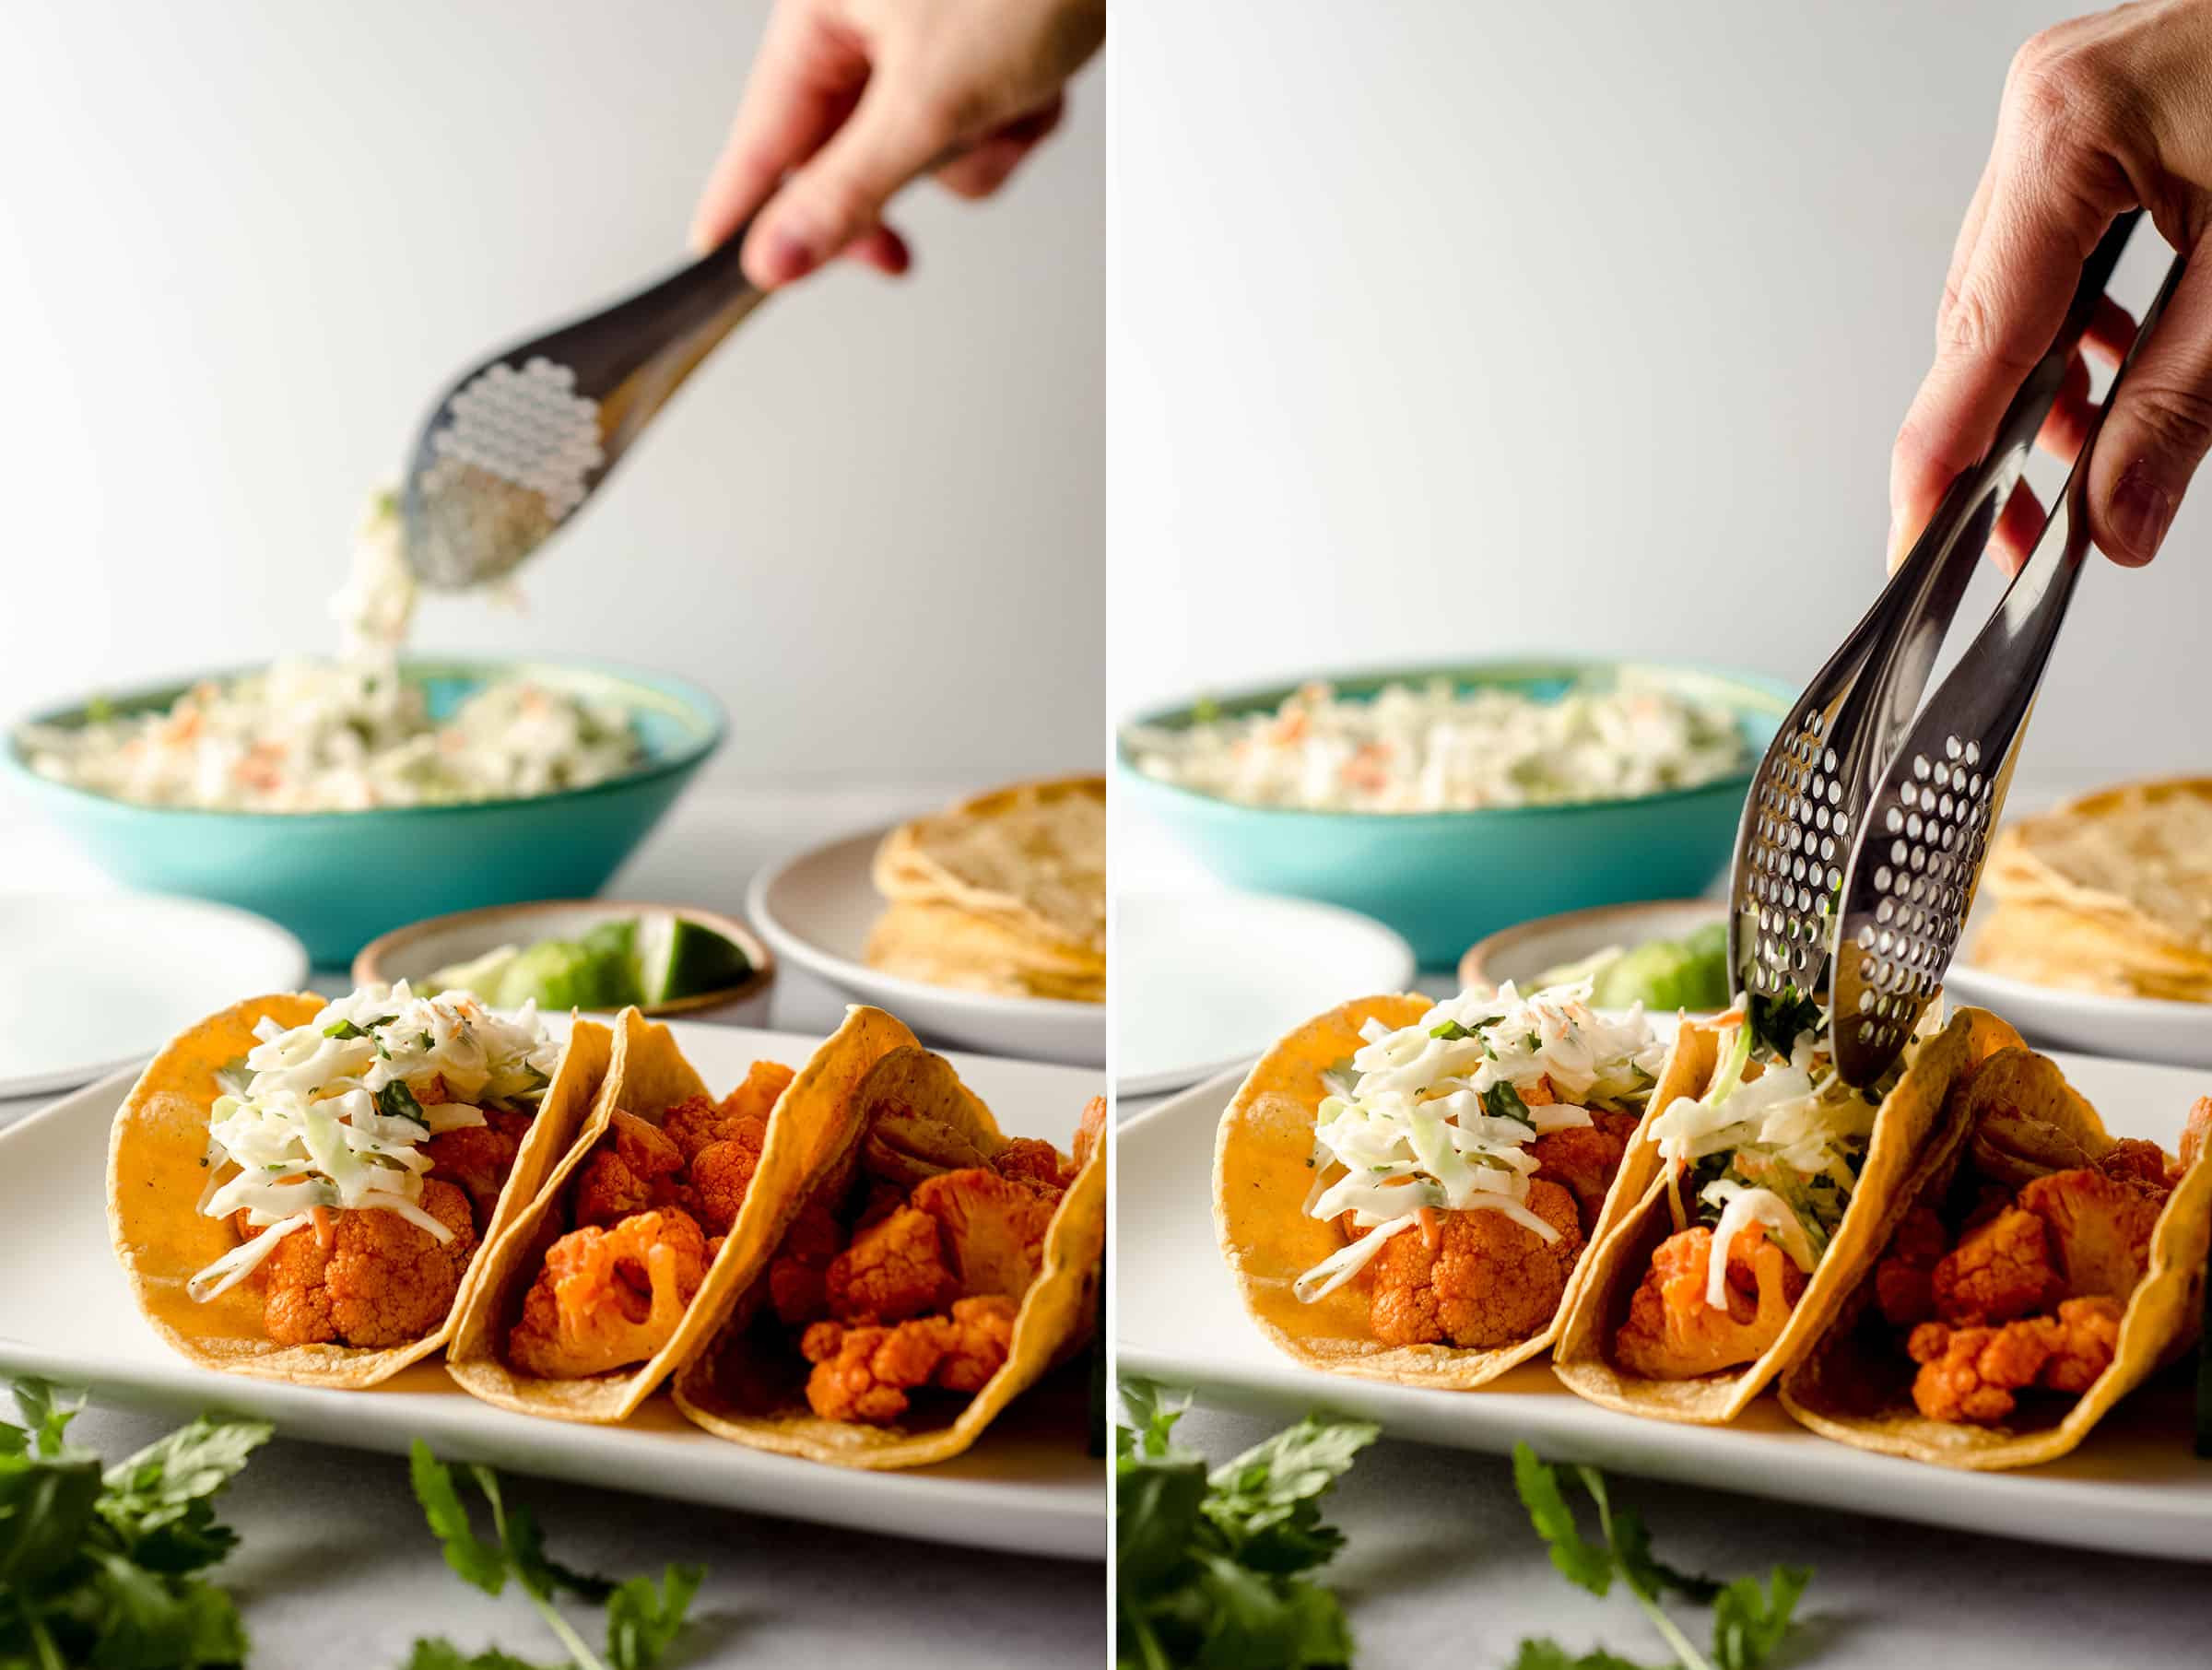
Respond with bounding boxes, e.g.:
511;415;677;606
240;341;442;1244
1457;899;1729;1014
353;900;773;1024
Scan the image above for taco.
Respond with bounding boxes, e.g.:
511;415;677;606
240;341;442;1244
107;985;606;1387
1780;1048;2211;1468
444;1005;917;1423
1551;999;2015;1423
672;1045;1105;1469
1212;982;1684;1389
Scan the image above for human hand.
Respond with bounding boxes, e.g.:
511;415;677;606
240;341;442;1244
689;0;1104;289
1890;0;2212;573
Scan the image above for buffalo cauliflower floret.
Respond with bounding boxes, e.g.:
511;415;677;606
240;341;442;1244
2099;1138;2174;1194
571;1110;686;1229
2180;1098;2211;1182
508;1207;709;1379
912;1167;1056;1300
994;1136;1074;1196
1613;1222;1806;1380
685;1118;768;1238
661;1061;794;1162
258;1182;477;1349
768;1202;845;1326
1529;1123;1627;1236
1366;1181;1583;1351
798;1295;1018;1424
2018;1167;2163;1301
1874;1205;1949;1328
1930;1205;2061;1325
1906;1296;2123;1423
824;1205;958;1323
425;1122;522;1233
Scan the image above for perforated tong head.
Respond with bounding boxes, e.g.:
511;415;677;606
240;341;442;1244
1727;208;2188;1085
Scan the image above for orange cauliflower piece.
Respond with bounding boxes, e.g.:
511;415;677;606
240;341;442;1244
685;1119;767;1238
2180;1098;2211;1182
661;1060;793;1163
507;1207;708;1379
768;1202;845;1326
2018;1168;2163;1301
2099;1138;2173;1194
571;1110;685;1229
912;1167;1056;1300
825;1205;958;1323
424;1122;521;1232
799;1296;1018;1424
994;1136;1074;1196
259;1181;477;1348
1613;1222;1806;1380
1931;1205;2061;1325
1873;1205;1950;1328
1529;1123;1626;1236
1906;1295;2123;1424
1367;1181;1583;1351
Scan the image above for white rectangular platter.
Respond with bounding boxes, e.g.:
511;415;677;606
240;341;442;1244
0;1017;1106;1561
1118;1052;2212;1562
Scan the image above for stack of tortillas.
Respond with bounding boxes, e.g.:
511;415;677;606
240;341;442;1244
865;775;1106;1004
1972;777;2212;1002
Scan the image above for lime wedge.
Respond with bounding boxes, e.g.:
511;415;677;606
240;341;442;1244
637;911;753;1006
426;944;523;1001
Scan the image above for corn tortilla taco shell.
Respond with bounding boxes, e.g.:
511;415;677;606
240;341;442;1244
873;775;1106;957
864;899;1104;1004
1780;1048;2212;1468
445;1005;916;1423
1987;777;2212;958
1971;896;2212;1002
671;1047;1106;1469
1211;993;1677;1389
106;994;612;1389
1550;1006;2018;1423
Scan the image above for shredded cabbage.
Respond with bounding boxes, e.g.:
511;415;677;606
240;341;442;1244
188;982;558;1301
1294;981;1667;1302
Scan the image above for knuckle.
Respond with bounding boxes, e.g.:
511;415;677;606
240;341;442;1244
2125;381;2212;465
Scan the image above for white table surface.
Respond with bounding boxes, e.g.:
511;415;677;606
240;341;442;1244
0;784;1105;1667
1115;762;2212;1669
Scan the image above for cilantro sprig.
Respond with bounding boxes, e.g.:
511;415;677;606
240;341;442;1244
1512;1444;1808;1670
0;1378;269;1669
407;1441;701;1670
1115;1381;1376;1670
1746;989;1822;1060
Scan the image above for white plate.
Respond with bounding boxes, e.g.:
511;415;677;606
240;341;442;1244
1946;893;2212;1069
1116;893;1416;1097
748;829;1103;1067
1117;1052;2212;1562
0;893;310;1097
0;1016;1105;1560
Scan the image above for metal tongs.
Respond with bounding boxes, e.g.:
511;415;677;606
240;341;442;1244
1728;208;2188;1086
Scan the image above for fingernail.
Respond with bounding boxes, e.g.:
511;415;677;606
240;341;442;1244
754;226;820;285
2109;464;2173;563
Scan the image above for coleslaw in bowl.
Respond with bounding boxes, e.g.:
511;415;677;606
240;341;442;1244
1118;658;1788;965
4;657;724;963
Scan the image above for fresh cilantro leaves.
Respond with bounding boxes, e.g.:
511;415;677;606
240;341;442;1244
324;1014;398;1041
1512;1444;1807;1670
377;1079;430;1128
1430;1019;1473;1041
1746;989;1822;1059
1116;1381;1375;1669
0;1377;268;1669
1482;1080;1535;1129
408;1441;700;1670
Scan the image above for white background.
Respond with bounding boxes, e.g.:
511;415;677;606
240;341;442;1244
0;0;1102;790
1110;1;2205;782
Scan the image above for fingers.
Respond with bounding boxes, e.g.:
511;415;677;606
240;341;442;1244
688;5;870;256
2087;243;2212;564
739;67;952;288
840;222;913;276
1992;476;2047;578
934;97;1065;199
1888;37;2139;569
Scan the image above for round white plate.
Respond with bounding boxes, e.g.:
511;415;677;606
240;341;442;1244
1116;891;1417;1097
747;829;1104;1067
1944;895;2212;1068
0;892;310;1098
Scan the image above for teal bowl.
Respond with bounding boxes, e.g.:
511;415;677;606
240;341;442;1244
1118;658;1789;967
5;657;724;966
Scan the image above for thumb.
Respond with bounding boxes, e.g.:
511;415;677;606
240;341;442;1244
2088;244;2212;566
741;79;953;288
